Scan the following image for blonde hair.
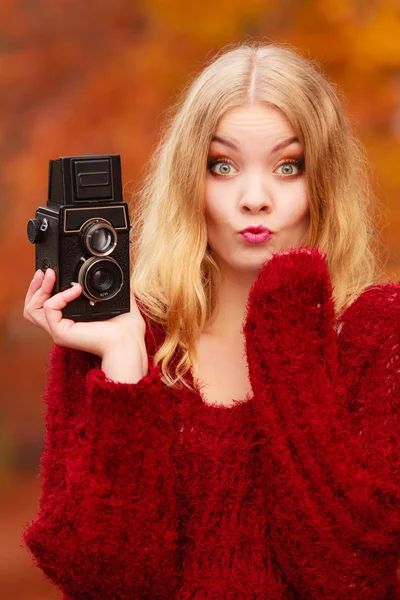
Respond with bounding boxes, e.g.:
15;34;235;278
130;41;388;391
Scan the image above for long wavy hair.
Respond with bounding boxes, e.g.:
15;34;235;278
129;41;388;391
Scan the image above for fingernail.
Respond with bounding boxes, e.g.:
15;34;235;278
33;269;42;279
70;282;79;287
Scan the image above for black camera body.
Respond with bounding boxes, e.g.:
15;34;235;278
27;154;131;322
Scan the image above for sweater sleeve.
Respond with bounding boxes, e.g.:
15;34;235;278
243;247;400;598
21;344;179;600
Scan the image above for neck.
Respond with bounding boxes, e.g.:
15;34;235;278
203;268;258;340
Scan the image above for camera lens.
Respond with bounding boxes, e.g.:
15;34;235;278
81;219;117;256
78;256;124;302
91;229;113;254
90;268;113;291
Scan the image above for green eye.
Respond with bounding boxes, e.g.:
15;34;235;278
276;160;304;177
278;164;295;175
208;160;237;176
216;163;232;175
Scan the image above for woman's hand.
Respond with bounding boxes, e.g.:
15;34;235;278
23;268;148;373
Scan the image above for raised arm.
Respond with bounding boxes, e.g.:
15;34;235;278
243;247;400;598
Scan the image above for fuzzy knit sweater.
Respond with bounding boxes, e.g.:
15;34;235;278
22;248;400;600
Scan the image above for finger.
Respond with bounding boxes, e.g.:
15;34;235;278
24;269;45;309
39;268;56;297
24;268;56;326
30;268;56;307
43;283;82;336
24;269;52;327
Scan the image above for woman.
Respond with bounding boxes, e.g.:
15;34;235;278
22;42;400;599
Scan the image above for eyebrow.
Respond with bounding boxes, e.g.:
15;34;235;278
210;134;301;154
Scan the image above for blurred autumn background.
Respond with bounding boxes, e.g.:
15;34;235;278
2;0;400;598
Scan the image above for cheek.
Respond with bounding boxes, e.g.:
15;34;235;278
204;185;228;227
205;204;225;227
301;189;311;220
280;184;310;222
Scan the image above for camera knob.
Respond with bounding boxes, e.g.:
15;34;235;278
27;218;46;243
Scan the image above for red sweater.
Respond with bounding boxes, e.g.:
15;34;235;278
22;248;400;599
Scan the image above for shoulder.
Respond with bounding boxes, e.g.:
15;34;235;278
338;281;400;353
340;281;400;325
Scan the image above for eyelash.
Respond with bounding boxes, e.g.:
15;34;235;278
207;157;305;178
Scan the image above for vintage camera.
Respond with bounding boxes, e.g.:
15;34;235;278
27;154;131;322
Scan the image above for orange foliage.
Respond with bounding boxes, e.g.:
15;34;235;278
2;1;400;597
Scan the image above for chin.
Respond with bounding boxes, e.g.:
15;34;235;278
237;258;269;274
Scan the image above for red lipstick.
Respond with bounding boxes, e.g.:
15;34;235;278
239;225;272;244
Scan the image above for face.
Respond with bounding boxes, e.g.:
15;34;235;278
205;102;310;277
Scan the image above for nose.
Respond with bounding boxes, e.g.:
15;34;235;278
239;170;272;213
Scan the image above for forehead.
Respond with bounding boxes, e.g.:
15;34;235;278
212;103;295;143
